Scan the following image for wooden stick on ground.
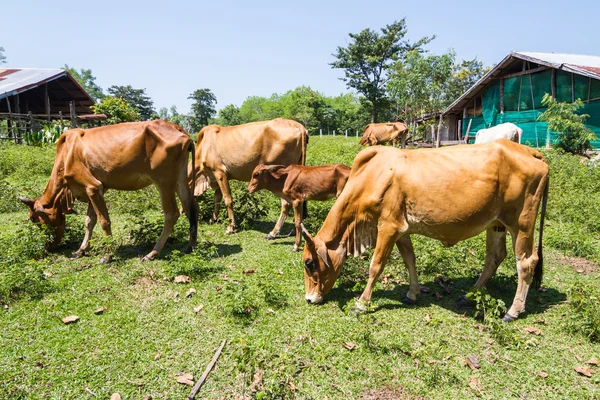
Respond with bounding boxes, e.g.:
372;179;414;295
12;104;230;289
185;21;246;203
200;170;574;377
188;339;227;400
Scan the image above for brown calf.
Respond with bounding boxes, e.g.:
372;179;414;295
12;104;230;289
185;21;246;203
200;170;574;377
248;164;351;251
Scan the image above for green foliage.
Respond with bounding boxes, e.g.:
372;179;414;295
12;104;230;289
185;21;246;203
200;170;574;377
223;280;260;321
92;96;141;124
107;85;155;120
259;280;289;308
444;57;488;105
23;124;62;146
62;64;104;101
538;94;597;154
330;19;433;122
127;214;165;247
189;88;217;132
466;287;507;321
567;283;600;342
216;104;243;126
158;105;191;132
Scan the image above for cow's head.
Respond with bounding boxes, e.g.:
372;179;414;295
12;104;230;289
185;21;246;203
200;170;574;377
20;195;74;249
300;224;344;304
247;164;287;194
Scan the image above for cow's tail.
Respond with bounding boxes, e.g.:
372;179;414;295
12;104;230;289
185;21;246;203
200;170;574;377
300;125;308;219
533;175;549;290
189;140;196;197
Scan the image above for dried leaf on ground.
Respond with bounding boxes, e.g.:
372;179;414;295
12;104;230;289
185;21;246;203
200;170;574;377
419;285;430;293
185;288;197;297
266;308;275;314
587;357;599;365
222;274;229;281
537;371;549;378
194;304;205;313
523;327;543;336
575;355;584;362
424;314;431;322
250;369;263;392
342;341;358;351
177;372;194;386
575;366;593;377
94;307;107;315
110;394;121;400
154;353;161;361
143;395;152;400
467;375;483;395
61;315;79;324
466;354;481;370
215;285;222;291
277;269;284;275
174;275;190;284
243;269;256;275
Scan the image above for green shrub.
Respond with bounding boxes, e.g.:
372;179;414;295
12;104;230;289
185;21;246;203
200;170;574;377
23;124;62;146
223;280;260;321
567;283;600;342
260;280;288;308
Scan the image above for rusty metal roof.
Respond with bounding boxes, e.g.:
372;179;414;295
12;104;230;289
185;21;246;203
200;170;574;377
0;68;69;99
444;52;600;115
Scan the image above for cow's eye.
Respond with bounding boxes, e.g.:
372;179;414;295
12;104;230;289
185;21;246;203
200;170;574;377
304;258;314;272
253;172;259;178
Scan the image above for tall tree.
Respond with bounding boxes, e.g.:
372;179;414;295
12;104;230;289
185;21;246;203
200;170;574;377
216;104;242;126
92;96;140;124
188;89;217;132
107;85;155;120
330;19;433;123
444;58;488;105
63;64;104;102
0;46;6;65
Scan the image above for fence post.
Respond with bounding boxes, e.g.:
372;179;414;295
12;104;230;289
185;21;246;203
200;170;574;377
345;130;347;138
320;128;322;138
356;130;358;139
333;130;336;137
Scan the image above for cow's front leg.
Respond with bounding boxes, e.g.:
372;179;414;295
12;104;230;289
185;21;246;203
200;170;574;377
355;228;398;311
71;202;97;259
210;188;222;224
396;235;419;305
85;184;113;264
290;200;303;252
266;198;291;239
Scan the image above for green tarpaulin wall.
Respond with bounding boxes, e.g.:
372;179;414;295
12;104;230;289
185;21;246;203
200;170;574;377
463;69;600;148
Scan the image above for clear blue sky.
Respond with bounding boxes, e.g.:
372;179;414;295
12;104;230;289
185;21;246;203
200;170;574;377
1;0;598;114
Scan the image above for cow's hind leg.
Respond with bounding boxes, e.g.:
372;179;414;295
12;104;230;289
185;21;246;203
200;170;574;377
210;188;222;224
396;235;420;305
177;169;198;253
457;224;507;307
290;200;303;252
85;183;114;264
71;202;97;259
504;229;538;321
213;171;236;234
143;185;180;261
355;228;398;311
266;198;291;239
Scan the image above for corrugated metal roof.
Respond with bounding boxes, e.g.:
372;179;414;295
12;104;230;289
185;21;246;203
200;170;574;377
444;52;600;115
0;68;66;100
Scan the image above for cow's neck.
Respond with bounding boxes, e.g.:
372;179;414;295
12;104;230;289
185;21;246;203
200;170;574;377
40;158;66;208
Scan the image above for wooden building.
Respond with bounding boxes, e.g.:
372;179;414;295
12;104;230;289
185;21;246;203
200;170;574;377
442;52;600;148
0;68;101;141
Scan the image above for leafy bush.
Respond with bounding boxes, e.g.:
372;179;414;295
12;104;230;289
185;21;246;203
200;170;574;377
567;283;600;342
127;213;165;247
223;280;260;321
24;124;62;146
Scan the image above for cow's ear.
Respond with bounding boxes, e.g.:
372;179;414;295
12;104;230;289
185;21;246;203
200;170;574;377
35;205;51;215
267;165;287;179
315;240;332;269
300;223;314;246
19;197;35;210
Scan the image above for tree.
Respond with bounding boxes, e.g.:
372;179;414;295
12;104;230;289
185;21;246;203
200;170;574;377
92;96;140;125
189;89;217;132
538;94;597;154
63;64;104;102
444;58;488;105
216;104;243;126
330;19;433;123
107;85;155;120
0;47;6;65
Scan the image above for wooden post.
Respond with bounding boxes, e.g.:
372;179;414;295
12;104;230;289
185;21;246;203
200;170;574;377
457;119;462;141
500;78;504;113
551;69;556;99
333;130;335;137
45;83;51;122
345;129;347;138
28;112;33;142
571;73;575;103
59;111;64;130
356;130;358;139
436;114;443;148
464;118;472;144
6;97;13;139
517;75;523;112
588;77;592;103
319;128;322;138
70;101;77;127
529;73;535;109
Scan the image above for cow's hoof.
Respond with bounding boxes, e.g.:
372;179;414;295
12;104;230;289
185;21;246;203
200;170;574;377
290;246;299;253
502;313;518;322
349;301;368;315
286;229;294;237
98;255;112;264
401;296;417;306
183;246;194;254
209;218;217;225
225;227;236;235
265;233;276;240
70;251;85;260
456;295;475;308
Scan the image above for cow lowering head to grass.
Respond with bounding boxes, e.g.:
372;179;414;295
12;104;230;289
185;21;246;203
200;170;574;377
248;163;351;251
359;122;409;148
301;139;549;321
20;120;198;263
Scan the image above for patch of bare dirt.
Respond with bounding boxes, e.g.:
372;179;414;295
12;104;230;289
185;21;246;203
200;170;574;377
360;386;427;400
559;256;598;274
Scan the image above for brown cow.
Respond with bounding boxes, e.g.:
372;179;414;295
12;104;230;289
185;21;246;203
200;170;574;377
190;118;307;236
248;164;351;251
359;122;409;148
20;120;198;263
301;139;549;321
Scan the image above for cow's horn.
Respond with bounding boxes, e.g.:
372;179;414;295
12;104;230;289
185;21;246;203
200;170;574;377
19;197;35;209
35;205;51;215
300;223;314;246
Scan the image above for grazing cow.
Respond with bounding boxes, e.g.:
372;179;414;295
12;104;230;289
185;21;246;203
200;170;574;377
248;164;351;251
190;118;307;236
301;139;549;321
474;122;522;144
20;120;198;263
359;122;409;148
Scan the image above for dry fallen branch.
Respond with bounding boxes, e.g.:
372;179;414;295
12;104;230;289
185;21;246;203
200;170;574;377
188;339;227;400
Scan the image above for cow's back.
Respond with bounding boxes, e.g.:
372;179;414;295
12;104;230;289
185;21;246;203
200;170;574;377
197;118;305;181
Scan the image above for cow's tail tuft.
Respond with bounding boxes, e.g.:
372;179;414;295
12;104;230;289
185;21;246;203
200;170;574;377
533;175;549;290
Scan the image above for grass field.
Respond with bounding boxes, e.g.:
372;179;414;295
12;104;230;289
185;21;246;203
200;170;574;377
1;137;599;399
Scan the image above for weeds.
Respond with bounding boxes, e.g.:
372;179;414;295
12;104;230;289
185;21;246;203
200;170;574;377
567;283;600;342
